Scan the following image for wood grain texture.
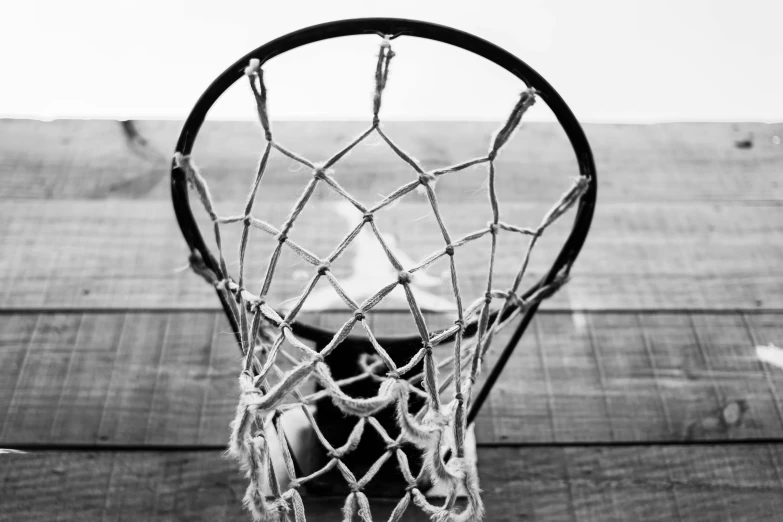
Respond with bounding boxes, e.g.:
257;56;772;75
2;200;782;310
1;445;782;521
1;311;781;446
3;117;782;519
1;120;781;202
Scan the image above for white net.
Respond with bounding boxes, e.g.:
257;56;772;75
175;34;589;522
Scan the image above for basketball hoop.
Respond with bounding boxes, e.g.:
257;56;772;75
172;18;596;522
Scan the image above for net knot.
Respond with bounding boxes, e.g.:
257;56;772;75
387;370;400;379
507;291;525;308
487;149;498;161
312;166;327;180
455;392;464;402
278;321;291;331
423;342;433;353
349;483;363;493
288;479;302;489
380;36;392;49
327;448;345;459
397;270;412;285
385;441;402;452
363;212;374;223
267;498;290;515
444;244;455;256
488;222;500;235
317;262;331;275
238;370;257;394
418;172;436;186
454;319;465;331
244;58;260;77
240;384;262;398
484;292;493;304
353;310;366;321
173;152;189;169
277;232;288;243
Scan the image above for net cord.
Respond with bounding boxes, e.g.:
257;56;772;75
176;34;589;522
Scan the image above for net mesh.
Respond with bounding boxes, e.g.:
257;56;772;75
175;34;589;522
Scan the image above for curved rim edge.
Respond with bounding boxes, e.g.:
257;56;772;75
171;17;598;344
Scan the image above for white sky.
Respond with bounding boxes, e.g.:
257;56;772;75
2;0;781;122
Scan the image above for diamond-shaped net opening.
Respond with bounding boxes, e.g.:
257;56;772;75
175;34;589;522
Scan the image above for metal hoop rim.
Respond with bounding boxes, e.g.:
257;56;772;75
171;17;597;349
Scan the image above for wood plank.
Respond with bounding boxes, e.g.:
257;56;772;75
197;313;243;446
144;312;216;445
1;120;781;202
745;313;783;396
2;200;782;310
0;314;40;432
587;314;679;441
688;314;783;440
473;316;561;444
2;311;782;446
482;312;783;443
637;314;727;441
48;313;126;442
0;313;83;442
535;313;613;442
1;445;781;521
96;313;176;444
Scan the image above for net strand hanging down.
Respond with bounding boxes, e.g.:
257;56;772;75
174;34;588;522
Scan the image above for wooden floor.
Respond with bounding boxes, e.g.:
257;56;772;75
1;119;782;521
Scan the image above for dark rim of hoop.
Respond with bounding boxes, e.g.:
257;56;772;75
171;17;597;352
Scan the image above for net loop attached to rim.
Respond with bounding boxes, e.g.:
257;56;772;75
173;19;596;522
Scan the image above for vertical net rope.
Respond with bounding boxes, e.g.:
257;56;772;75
175;34;589;522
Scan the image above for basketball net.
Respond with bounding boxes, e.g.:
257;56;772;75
175;34;588;522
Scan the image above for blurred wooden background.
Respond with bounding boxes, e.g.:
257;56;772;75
1;119;783;520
